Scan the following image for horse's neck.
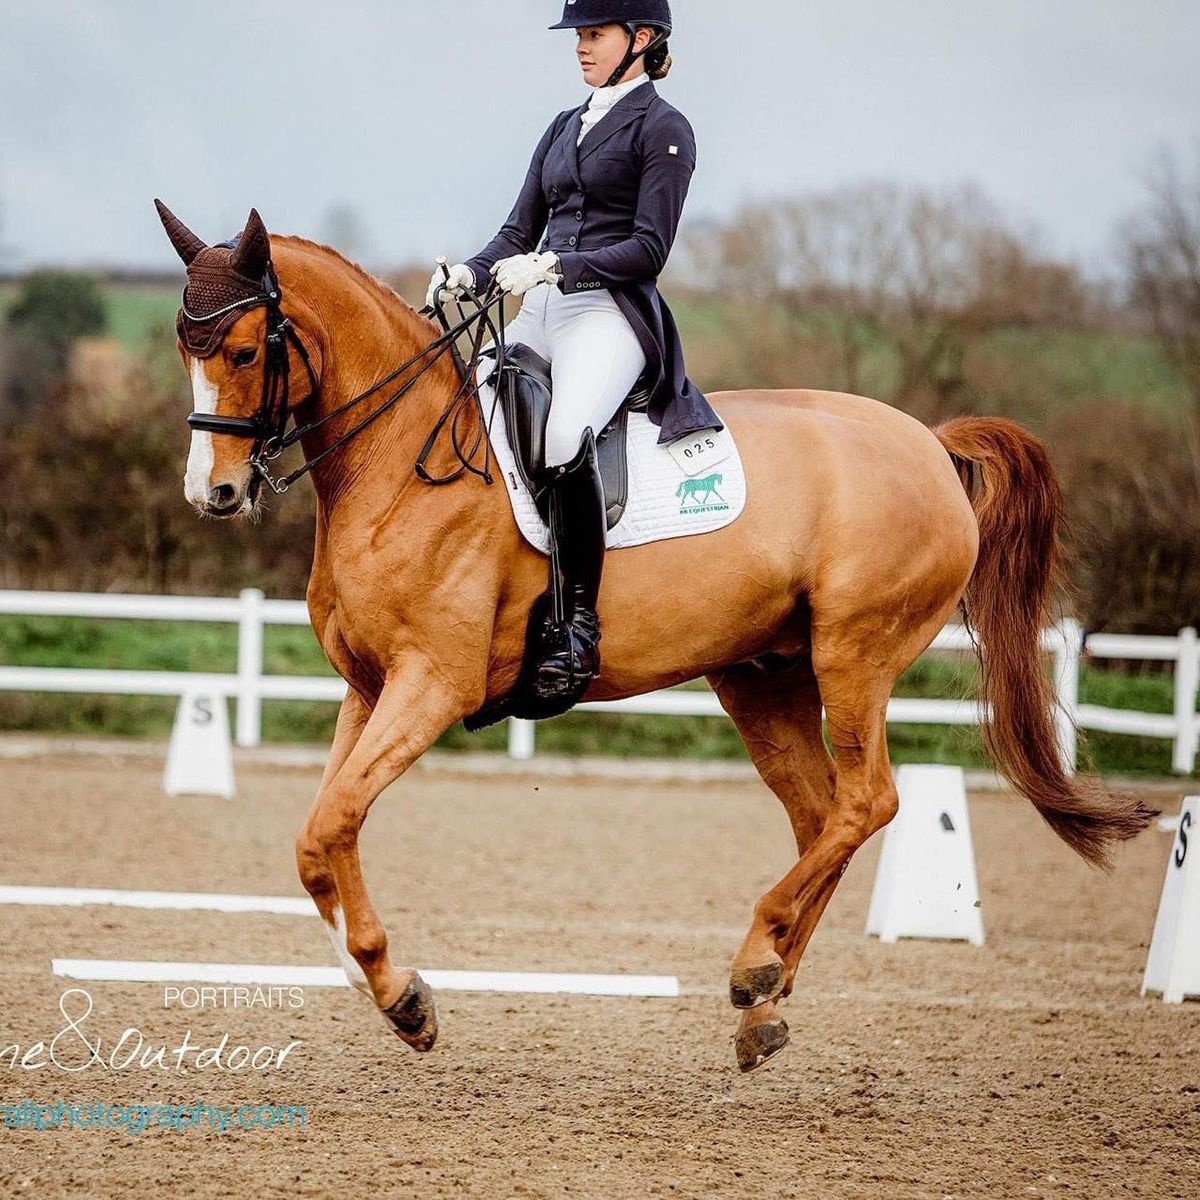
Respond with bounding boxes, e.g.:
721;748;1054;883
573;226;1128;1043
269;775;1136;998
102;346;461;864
277;243;468;517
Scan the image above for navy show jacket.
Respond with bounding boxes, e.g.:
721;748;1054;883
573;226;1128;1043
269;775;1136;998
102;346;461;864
465;81;723;444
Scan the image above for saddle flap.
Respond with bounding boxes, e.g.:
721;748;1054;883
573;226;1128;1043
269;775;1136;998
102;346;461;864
495;344;553;499
493;342;630;531
595;406;629;529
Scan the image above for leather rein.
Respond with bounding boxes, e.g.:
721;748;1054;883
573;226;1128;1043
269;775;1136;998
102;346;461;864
183;263;510;495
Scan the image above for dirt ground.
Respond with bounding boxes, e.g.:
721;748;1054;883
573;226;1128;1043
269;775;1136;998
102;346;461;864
0;752;1196;1199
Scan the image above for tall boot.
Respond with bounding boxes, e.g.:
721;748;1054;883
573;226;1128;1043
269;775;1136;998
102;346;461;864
534;428;606;701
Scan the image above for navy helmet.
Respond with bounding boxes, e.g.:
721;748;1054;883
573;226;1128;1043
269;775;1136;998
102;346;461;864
549;1;672;32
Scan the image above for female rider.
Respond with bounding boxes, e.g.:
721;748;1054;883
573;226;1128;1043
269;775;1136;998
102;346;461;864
426;0;721;701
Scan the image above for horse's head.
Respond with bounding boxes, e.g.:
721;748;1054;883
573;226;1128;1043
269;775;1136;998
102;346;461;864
156;200;316;519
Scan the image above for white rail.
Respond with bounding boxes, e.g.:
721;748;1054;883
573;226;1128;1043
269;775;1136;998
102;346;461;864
0;589;1195;774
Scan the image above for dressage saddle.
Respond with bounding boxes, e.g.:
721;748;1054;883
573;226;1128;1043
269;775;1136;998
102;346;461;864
462;344;650;734
483;342;650;530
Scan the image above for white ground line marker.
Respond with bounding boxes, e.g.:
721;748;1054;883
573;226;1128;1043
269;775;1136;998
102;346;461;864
0;885;314;916
51;959;681;998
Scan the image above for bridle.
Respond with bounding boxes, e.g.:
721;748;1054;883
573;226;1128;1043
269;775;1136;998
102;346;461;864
183;261;510;495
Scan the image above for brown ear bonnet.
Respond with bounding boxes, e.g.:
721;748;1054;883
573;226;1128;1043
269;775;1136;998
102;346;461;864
155;200;275;358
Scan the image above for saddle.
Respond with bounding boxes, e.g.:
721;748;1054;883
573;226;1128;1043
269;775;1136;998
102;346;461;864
463;343;650;733
486;342;650;529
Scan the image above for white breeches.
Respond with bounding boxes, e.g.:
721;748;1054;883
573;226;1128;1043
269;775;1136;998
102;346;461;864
497;282;647;467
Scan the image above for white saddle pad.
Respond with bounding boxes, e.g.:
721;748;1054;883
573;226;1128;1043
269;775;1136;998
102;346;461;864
477;373;746;554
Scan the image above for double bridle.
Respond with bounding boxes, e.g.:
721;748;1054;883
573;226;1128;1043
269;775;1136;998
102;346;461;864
183;263;510;495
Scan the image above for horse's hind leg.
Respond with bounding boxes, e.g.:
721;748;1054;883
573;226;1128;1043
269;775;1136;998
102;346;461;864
722;579;967;1071
707;657;837;1071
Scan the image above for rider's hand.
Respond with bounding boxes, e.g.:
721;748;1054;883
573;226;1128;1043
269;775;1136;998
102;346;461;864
425;262;475;308
493;252;561;298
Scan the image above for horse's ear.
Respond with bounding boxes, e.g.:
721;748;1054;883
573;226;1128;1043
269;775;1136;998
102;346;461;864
231;207;271;281
154;198;206;266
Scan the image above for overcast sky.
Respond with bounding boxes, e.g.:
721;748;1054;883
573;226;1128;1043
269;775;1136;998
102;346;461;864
2;1;1196;273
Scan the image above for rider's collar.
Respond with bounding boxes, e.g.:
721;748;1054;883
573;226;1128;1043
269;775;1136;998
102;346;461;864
587;71;649;110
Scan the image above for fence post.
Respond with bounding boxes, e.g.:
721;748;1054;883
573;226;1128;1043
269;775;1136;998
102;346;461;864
508;717;535;761
1172;627;1199;774
236;587;264;748
1052;617;1081;776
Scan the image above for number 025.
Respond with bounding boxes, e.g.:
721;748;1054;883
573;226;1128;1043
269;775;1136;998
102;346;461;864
682;438;716;460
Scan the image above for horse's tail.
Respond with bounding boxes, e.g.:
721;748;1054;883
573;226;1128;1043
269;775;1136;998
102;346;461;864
933;415;1155;868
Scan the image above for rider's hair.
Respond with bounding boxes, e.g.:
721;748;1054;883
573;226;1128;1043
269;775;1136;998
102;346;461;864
640;28;672;79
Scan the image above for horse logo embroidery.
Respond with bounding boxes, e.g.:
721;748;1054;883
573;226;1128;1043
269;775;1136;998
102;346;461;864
676;472;728;515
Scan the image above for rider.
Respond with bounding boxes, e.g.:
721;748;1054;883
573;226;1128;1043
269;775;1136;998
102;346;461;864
427;0;722;700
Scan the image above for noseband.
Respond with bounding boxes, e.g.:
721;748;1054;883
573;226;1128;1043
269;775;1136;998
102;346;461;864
182;259;508;495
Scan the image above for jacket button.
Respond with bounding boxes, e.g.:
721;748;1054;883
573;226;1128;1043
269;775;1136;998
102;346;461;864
575;211;583;221
569;236;577;246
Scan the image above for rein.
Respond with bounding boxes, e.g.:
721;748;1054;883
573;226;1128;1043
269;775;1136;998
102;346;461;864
184;264;509;495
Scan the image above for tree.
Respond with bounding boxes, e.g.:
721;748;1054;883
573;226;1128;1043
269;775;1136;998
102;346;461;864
2;271;107;421
687;183;1093;422
1121;147;1200;466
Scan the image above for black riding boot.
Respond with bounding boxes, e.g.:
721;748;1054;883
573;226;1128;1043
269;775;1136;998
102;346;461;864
534;428;606;701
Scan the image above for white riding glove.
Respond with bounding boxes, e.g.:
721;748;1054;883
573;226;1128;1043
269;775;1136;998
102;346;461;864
493;252;561;297
425;262;475;308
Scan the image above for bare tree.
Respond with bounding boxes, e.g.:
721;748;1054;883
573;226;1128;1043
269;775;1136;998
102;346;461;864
689;182;1093;420
1121;147;1200;459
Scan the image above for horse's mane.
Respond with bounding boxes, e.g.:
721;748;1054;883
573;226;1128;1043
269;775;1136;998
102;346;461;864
271;233;438;335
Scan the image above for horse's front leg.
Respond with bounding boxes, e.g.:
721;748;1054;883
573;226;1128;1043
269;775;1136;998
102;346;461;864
294;659;466;1052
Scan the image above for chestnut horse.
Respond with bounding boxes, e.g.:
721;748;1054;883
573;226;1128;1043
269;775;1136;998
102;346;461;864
159;205;1152;1072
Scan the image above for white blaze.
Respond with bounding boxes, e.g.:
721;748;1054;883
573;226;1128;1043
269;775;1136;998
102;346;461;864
184;357;216;505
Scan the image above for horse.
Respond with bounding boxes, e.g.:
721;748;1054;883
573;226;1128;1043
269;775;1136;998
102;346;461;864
157;203;1153;1073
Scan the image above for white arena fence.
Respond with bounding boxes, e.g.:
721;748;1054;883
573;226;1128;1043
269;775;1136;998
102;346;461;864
0;588;1196;774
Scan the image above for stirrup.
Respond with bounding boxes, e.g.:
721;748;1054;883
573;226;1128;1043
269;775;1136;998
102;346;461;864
533;608;601;700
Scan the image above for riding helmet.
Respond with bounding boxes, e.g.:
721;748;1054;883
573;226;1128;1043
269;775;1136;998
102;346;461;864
548;0;672;32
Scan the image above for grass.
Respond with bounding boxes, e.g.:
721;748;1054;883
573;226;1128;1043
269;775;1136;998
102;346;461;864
0;615;1188;778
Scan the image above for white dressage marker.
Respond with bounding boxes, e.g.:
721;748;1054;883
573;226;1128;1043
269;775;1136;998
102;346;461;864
52;959;680;998
0;885;312;916
865;764;985;946
163;689;235;799
1142;796;1200;1004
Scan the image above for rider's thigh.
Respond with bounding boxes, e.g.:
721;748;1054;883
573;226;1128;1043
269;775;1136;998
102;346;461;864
544;302;646;467
497;283;553;360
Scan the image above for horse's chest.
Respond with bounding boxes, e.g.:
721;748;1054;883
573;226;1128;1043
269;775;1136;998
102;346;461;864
312;582;393;703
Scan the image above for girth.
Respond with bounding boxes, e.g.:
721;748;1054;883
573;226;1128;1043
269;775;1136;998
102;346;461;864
485;342;647;531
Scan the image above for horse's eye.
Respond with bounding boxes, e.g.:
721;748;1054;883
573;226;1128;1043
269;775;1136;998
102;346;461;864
232;348;257;368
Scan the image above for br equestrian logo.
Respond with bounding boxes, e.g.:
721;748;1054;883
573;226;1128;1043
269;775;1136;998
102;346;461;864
676;472;728;515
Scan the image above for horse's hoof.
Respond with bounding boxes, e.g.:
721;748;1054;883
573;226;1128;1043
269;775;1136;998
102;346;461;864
381;972;438;1052
729;959;785;1008
735;1016;790;1073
